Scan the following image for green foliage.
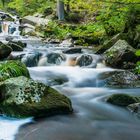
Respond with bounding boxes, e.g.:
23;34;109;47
0;60;30;81
43;21;105;45
136;50;140;57
135;61;140;74
135;50;140;74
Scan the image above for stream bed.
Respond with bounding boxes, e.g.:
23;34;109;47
0;41;140;140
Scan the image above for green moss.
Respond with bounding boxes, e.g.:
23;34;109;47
107;94;140;106
0;60;30;81
0;76;72;118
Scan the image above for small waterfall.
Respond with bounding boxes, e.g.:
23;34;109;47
0;14;21;38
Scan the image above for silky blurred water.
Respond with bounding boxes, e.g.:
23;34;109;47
0;41;140;140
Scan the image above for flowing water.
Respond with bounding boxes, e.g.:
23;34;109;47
0;41;140;140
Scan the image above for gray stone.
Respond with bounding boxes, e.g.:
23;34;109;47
104;40;138;69
0;76;73;118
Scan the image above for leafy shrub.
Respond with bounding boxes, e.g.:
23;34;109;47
135;50;140;74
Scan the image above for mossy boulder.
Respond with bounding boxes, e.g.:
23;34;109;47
96;33;122;54
105;71;140;88
7;41;26;51
104;40;138;69
107;94;140;106
0;60;30;81
0;76;73;118
0;42;12;59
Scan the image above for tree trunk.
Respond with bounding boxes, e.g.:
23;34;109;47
57;0;65;20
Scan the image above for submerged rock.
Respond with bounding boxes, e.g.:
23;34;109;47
104;40;138;69
0;42;12;59
107;94;140;106
105;71;140;88
0;76;73;118
0;60;30;81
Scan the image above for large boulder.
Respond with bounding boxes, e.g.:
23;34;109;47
107;94;140;106
0;42;12;59
104;40;138;69
96;33;122;54
0;60;30;82
7;41;26;51
105;71;140;88
0;76;73;118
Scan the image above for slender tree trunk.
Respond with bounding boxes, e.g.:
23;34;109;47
57;0;65;20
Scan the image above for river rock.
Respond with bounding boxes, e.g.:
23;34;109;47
7;41;26;51
0;60;30;82
104;40;138;69
105;71;140;88
21;52;41;67
0;42;12;59
96;33;122;54
60;38;74;48
107;94;140;106
76;54;93;67
63;48;82;54
47;53;66;65
128;103;140;114
43;38;60;44
0;76;73;118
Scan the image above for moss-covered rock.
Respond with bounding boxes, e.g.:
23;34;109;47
107;94;140;106
105;71;140;88
0;76;73;118
0;42;12;59
104;40;138;69
0;60;30;81
96;33;122;54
